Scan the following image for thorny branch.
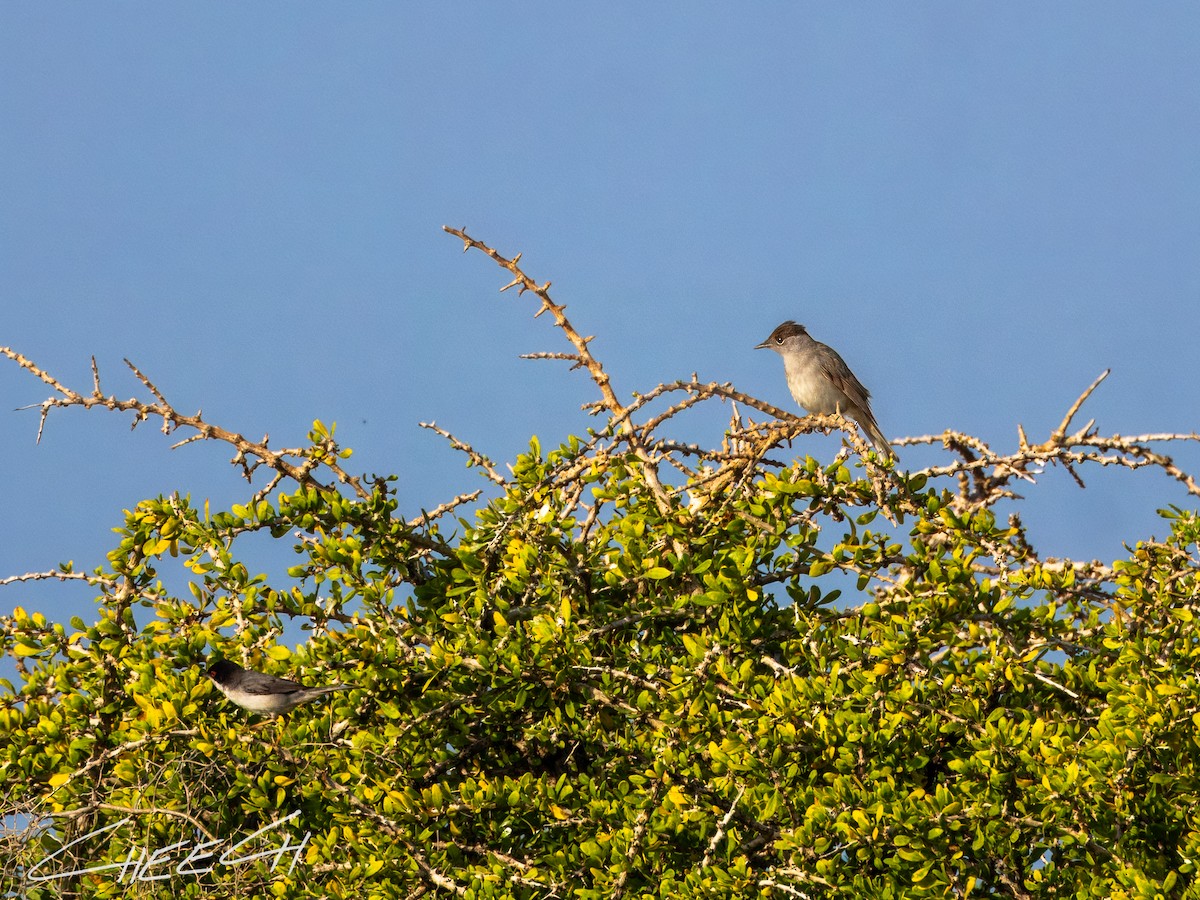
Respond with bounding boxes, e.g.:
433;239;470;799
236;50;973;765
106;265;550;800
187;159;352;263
444;225;678;518
436;228;1199;524
902;368;1200;509
1;347;368;501
5;232;1200;589
4;231;1200;897
419;421;506;485
428;229;1200;616
0;569;167;605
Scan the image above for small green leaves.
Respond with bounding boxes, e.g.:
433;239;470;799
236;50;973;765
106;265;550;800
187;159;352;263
4;395;1200;899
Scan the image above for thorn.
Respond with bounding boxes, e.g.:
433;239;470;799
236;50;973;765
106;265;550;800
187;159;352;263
1062;460;1087;490
511;252;521;265
1017;423;1028;450
1052;369;1110;443
499;276;523;293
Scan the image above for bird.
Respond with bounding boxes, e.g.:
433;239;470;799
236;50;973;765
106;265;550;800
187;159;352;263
205;659;350;717
755;320;895;458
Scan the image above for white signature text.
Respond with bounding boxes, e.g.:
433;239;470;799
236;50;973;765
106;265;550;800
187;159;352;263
27;811;310;884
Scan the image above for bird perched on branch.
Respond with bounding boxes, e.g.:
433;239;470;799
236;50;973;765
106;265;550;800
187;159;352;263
756;320;895;458
206;659;350;717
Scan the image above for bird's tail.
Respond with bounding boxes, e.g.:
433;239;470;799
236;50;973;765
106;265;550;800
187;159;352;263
861;419;896;460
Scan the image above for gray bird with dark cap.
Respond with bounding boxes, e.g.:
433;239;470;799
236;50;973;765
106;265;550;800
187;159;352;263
206;659;350;717
756;320;895;458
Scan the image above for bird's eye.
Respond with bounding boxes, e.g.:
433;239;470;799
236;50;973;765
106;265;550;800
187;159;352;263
775;336;784;344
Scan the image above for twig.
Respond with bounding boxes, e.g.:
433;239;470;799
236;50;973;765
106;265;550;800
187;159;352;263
519;351;585;370
443;227;676;517
702;785;746;868
419;421;506;485
1;347;369;500
407;491;484;529
1048;369;1109;445
0;569;167;604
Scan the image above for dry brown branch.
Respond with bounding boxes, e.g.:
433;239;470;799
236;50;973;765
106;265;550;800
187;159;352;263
587;377;794;432
1048;368;1110;445
909;431;1200;506
897;372;1200;509
443;228;621;416
406;490;484;529
0;569;167;604
519;350;586;369
418;421;506;485
701;784;747;870
443;226;676;516
1;347;369;500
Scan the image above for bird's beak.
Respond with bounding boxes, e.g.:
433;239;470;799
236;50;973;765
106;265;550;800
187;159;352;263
754;339;770;350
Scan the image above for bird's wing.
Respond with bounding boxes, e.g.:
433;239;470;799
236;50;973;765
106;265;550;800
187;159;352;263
817;350;871;407
240;672;309;695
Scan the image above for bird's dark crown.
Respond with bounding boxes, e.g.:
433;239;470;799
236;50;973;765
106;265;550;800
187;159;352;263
756;320;809;348
206;659;241;684
771;320;808;338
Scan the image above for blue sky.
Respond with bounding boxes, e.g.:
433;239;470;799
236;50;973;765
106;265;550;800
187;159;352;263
3;5;1199;626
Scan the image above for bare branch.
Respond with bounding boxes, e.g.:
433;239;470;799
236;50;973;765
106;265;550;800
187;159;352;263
519;350;586;370
900;373;1200;508
443;226;678;518
702;785;746;869
1;346;369;500
0;569;167;604
1048;368;1110;444
407;490;484;529
419;421;507;485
